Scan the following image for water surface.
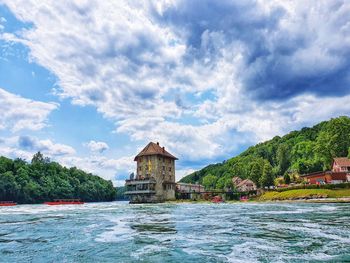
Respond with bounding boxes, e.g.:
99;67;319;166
1;202;350;262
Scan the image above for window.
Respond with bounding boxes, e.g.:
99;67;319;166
169;167;171;172
162;166;165;171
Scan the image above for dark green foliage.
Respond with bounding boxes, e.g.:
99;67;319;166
275;182;350;192
260;162;274;187
0;153;116;203
180;116;350;188
283;172;291;185
116;186;128;200
216;175;233;190
202;174;217;190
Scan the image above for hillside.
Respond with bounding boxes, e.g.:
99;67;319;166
0;152;116;204
180;116;350;189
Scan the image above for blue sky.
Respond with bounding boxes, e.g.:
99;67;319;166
0;1;350;185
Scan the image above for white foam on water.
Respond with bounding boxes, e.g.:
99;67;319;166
226;240;281;263
95;215;135;243
131;244;166;260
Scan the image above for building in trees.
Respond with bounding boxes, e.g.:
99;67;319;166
232;177;257;192
176;183;204;193
125;142;177;203
302;157;350;184
332;158;350;172
232;176;243;186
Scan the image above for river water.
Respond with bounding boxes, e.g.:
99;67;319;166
0;202;350;262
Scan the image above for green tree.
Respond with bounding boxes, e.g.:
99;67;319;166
283;172;291;184
315;117;350;169
249;161;263;187
0;152;116;204
0;171;19;200
0;156;13;174
216;175;233;190
260;162;274;187
202;174;217;190
276;144;290;175
31;151;45;164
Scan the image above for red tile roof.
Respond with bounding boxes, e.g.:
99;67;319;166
134;142;178;161
232;176;242;186
330;172;348;181
236;179;256;188
302;171;348;181
333;157;350;167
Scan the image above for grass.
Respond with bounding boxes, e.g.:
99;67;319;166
259;189;350;201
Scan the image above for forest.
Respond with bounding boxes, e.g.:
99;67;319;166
0;152;116;203
180;116;350;190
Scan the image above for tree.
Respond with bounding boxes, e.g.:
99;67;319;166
260;162;274;187
216;175;233;190
202;174;217;190
31;152;45;164
0;152;116;204
0;156;13;174
315;117;350;169
249;161;263;187
277;144;290;175
0;171;19;200
283;172;291;185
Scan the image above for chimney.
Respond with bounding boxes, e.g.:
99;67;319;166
162;147;165;153
157;142;159;145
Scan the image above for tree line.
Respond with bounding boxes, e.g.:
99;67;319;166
0;152;116;203
181;116;350;190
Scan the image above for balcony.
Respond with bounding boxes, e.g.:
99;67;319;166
125;178;156;195
125;178;156;185
125;189;156;195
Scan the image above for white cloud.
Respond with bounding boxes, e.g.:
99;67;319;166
176;168;196;182
0;135;133;185
2;0;350;178
0;135;75;161
84;140;109;153
0;88;58;132
59;154;135;185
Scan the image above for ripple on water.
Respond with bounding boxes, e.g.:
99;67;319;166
0;202;350;262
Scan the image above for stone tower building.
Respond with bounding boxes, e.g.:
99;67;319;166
125;142;177;203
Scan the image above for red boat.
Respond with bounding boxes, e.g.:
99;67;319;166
44;199;84;205
212;196;224;203
240;196;249;202
0;201;17;206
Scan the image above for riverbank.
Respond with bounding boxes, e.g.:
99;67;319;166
258;188;350;202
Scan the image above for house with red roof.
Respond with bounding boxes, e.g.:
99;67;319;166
302;157;350;185
232;177;257;192
332;157;350;172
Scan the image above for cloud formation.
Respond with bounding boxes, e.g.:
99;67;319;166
1;0;350;178
0;88;58;132
17;135;75;156
0;135;132;185
84;140;109;153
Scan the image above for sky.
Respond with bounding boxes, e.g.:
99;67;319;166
0;0;350;186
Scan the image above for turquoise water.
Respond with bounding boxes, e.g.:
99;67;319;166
0;202;350;262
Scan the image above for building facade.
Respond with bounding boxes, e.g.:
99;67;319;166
302;157;350;184
176;183;204;193
332;157;350;172
302;171;350;184
125;142;177;203
233;178;257;192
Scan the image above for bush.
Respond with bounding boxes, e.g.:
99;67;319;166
274;183;350;192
